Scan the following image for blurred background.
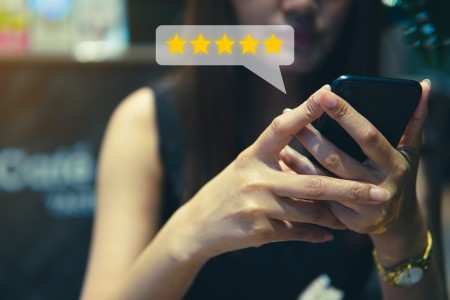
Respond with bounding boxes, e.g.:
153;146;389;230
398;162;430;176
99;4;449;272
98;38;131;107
0;1;448;299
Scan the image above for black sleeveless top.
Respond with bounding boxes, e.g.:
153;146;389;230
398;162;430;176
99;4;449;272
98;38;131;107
153;83;381;300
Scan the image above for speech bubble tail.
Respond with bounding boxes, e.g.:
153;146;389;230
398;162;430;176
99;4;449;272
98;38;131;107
244;63;286;94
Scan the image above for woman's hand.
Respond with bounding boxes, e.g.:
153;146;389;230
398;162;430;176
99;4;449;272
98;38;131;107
280;80;431;264
161;86;390;264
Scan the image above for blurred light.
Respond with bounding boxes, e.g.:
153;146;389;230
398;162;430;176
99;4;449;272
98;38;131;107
28;0;73;22
382;0;401;7
73;41;127;62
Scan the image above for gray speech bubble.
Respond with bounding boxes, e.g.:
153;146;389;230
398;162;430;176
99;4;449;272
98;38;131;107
156;25;294;93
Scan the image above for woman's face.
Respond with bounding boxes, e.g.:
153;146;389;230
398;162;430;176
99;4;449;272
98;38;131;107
232;0;354;74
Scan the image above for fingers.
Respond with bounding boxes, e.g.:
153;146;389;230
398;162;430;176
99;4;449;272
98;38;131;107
296;124;377;181
316;91;397;170
268;196;347;230
279;145;329;176
397;79;431;159
254;86;329;161
279;159;297;174
270;219;334;243
326;201;392;234
270;171;391;204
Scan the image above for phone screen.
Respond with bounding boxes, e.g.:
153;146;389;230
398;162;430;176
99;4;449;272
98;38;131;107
314;75;422;162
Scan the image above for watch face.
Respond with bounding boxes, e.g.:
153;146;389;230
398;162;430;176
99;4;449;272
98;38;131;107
395;267;424;286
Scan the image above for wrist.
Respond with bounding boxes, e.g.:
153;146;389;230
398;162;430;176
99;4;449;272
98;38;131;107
158;204;211;267
373;230;433;287
370;203;427;266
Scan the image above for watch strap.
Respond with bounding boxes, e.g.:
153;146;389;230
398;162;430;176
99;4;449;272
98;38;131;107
373;230;432;287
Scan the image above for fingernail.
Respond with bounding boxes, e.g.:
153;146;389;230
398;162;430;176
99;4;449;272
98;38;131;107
423;78;431;88
320;94;337;109
370;187;391;202
321;84;331;91
283;108;292;114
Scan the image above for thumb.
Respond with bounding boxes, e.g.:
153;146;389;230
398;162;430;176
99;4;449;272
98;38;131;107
397;79;431;159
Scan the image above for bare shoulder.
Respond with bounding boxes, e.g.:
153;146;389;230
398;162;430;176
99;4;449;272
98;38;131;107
109;87;156;136
97;85;162;211
101;86;160;170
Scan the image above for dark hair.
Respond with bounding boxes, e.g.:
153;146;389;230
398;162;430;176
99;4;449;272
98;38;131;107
173;0;385;200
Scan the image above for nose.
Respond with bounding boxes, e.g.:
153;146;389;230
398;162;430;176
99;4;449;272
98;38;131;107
281;0;319;14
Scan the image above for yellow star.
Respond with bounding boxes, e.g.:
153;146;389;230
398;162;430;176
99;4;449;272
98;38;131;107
166;34;186;54
264;34;284;54
239;34;259;54
191;34;211;54
215;34;235;54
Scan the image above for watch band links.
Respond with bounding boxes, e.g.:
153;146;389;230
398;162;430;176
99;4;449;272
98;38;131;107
373;230;432;287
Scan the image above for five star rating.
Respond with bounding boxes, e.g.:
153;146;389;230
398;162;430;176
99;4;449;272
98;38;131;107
157;25;294;93
166;33;284;55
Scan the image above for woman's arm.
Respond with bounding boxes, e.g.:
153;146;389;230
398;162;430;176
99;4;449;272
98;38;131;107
80;88;166;299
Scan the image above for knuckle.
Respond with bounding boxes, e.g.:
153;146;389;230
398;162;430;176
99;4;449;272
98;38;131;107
305;97;320;119
240;173;266;195
234;149;252;169
270;116;287;137
393;160;410;177
323;152;341;170
232;157;267;194
247;220;275;245
254;224;274;240
348;183;365;200
241;200;263;219
361;127;379;146
304;177;323;197
333;101;349;119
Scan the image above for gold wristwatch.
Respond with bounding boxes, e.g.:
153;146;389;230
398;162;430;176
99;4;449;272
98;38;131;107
373;231;432;287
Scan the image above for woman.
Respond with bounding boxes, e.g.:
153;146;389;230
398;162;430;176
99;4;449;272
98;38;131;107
81;1;446;299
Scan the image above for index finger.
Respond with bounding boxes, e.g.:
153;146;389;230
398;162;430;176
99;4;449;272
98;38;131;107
254;86;329;161
316;91;397;169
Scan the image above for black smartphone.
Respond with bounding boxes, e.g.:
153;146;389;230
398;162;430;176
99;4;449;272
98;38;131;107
314;75;422;162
